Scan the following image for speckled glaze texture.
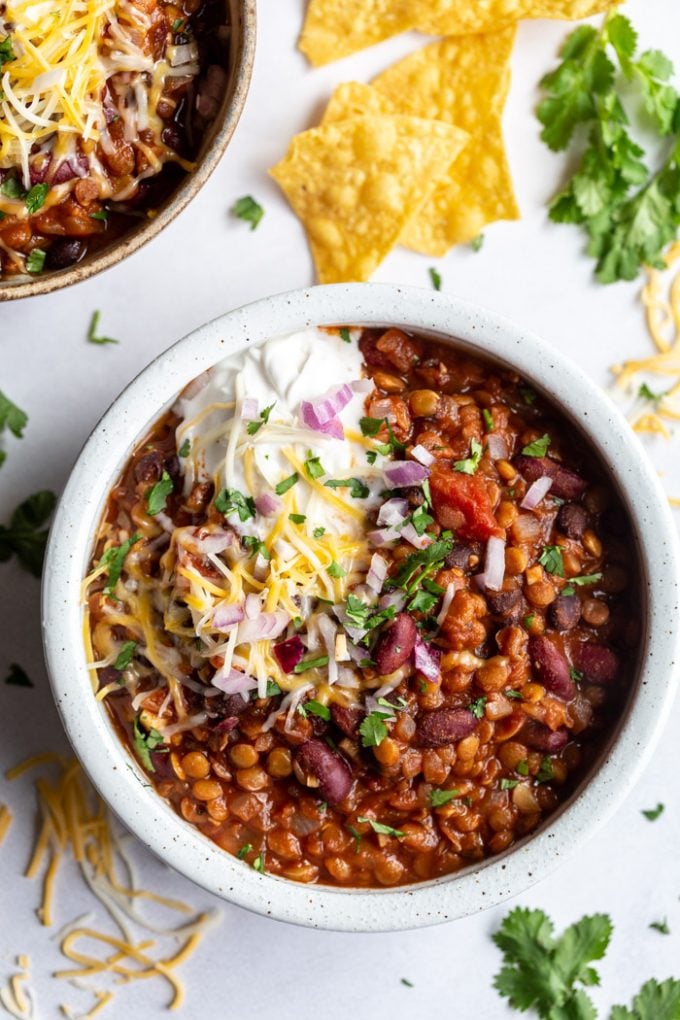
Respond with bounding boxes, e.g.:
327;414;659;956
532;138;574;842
0;0;256;302
42;284;680;931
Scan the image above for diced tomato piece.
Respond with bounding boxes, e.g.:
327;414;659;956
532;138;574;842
430;464;500;542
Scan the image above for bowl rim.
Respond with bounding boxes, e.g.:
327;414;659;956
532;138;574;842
42;283;680;931
0;0;257;302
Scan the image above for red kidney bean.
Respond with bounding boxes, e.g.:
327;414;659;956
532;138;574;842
514;456;586;500
415;709;477;748
549;595;581;631
374;613;417;675
358;331;394;370
574;643;620;684
134;450;164;484
331;703;364;739
521;720;569;753
150;750;175;778
45;238;87;270
557;502;589;539
528;635;576;701
294;740;352;805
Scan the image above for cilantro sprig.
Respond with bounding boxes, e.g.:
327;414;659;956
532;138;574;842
132;715;167;772
0;390;28;467
538;13;680;284
0;490;56;577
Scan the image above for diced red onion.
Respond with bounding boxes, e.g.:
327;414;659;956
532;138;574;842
245;593;261;619
212;602;244;630
367;553;388;593
411;444;435;467
521;475;554;510
368;527;400;546
377;498;408;527
317;614;338;685
237;610;289;644
351;379;373;394
383;460;430;487
436;582;456;627
486;434;509;460
299;383;353;428
255;492;282;516
346;642;368;665
379;591;406;612
414;636;441;682
273;634;305;673
241;397;258;420
211;667;258;696
299;404;345;440
401;523;432;550
481;536;506;592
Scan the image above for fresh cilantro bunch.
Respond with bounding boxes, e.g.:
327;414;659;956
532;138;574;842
493;906;680;1019
538;14;680;283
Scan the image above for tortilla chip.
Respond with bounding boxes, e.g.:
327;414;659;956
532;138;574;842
298;0;618;66
299;0;412;68
269;115;469;283
322;82;392;125
415;0;620;35
373;30;520;253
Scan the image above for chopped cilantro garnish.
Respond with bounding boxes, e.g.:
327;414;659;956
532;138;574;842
325;477;370;499
132;715;166;772
87;310;119;345
304;452;325;479
506;689;524;700
237;843;253;860
562;572;603;598
242;535;270;560
429;787;460;807
536;756;555;783
25;183;48;214
366;450;378;465
339;327;351;343
384;535;454;592
649;918;670;935
454;438;483;475
146;470;173;516
516;760;529;777
114;640;137;672
313;526;326;538
232;194;264;230
401;978;414;988
469;696;487;719
642;803;664;821
5;663;33;687
407;589;438;614
357;816;405;839
298;699;331;721
0;489;56;578
523;614;535;629
328;561;346;578
407;504;434;536
0;36;15;67
1;175;23;199
0;390;28;445
639;382;661;401
100;533;141;595
265;680;282;697
252;853;266;873
429;266;442;290
289;513;306;524
521;433;551;457
275;472;299;496
500;778;519;790
215;487;256;522
483;408;494;432
569;666;584;683
347;825;362;853
247;403;275;435
90;209;108;223
538;544;565;577
293;654;329;674
178;438;191;457
359;711;391;748
520;385;537;406
470;234;485;252
25;249;46;274
360;416;384;437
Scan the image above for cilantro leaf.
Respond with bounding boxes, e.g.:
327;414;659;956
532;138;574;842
25;249;46;274
470;234;485;252
114;640;137;672
611;978;680;1020
99;533;141;595
247;403;275;436
232;195;264;230
469;696;487;720
357;816;405;838
178;438;191;457
359;711;390;748
327;561;346;578
339;327;351;343
242;535;270;560
642;803;664;821
649;919;670;935
429;787;460;807
454;438;483;475
215;487;256;522
132;715;166;771
539;544;565;577
325;477;370;499
293;654;329;674
0;390;28;442
0;490;56;577
298;699;331;721
385;535;454;592
25;183;48;214
304;452;325;479
522;434;551;457
429;266;442;290
275;472;298;496
0;36;15;67
313;526;326;538
146;470;173;516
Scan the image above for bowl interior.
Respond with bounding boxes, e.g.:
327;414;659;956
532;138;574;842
0;0;256;301
43;284;680;931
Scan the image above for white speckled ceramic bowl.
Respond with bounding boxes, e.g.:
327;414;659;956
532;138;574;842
43;284;680;931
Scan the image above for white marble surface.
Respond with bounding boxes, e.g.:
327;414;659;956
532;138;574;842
2;1;680;1016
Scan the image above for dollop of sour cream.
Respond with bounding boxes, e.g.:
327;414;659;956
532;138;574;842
174;328;386;539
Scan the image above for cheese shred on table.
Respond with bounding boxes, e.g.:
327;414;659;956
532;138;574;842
2;754;219;1015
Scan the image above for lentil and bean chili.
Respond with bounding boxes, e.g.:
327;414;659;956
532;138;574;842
0;0;229;278
84;326;639;888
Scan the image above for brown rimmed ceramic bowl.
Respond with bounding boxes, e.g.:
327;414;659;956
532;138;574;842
0;0;256;302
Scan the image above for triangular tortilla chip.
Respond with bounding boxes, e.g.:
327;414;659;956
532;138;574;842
298;0;618;66
373;30;520;253
269;115;469;283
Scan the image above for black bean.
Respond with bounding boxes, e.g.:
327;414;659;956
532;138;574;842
45;238;87;270
549;595;581;631
486;588;522;617
556;503;589;539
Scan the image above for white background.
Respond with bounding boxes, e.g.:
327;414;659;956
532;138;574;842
2;1;680;1016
